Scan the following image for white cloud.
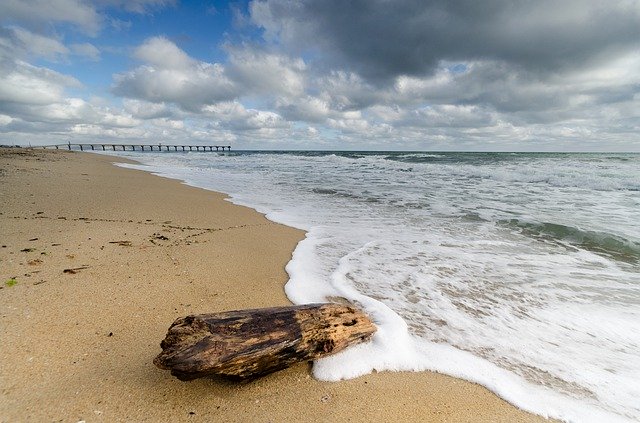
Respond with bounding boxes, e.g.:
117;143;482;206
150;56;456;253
8;27;69;61
202;101;288;131
0;0;100;35
227;46;306;97
0;60;81;106
241;110;287;130
123;99;175;119
113;37;237;110
113;64;237;110
69;123;145;138
0;39;142;141
29;98;96;122
151;117;184;130
70;43;100;61
0;114;13;126
1;27;100;63
99;109;139;127
133;36;193;69
95;0;176;14
0;0;177;37
409;105;496;128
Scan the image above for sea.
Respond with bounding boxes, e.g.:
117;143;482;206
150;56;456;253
114;151;639;423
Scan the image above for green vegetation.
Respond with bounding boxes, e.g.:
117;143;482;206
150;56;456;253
5;278;18;287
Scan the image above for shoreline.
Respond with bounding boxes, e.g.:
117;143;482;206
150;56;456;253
0;148;546;422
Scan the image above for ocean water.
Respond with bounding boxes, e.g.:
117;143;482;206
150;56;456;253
115;151;639;422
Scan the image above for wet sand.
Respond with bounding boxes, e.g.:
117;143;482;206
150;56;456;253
0;148;547;422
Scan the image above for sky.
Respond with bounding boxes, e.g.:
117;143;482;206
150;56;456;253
0;0;639;151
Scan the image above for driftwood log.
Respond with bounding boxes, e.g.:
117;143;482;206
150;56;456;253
154;303;376;381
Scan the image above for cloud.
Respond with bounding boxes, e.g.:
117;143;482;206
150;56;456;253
133;36;193;69
114;38;311;113
275;96;330;123
122;99;175;120
0;39;143;142
227;46;306;97
0;0;176;37
70;42;100;61
0;0;101;35
112;63;237;111
202;101;288;131
0;60;81;106
370;104;496;129
5;27;70;61
0;27;85;115
317;71;386;110
1;26;101;63
95;0;176;14
0;13;290;146
112;37;238;110
111;38;300;139
250;0;640;81
393;61;567;114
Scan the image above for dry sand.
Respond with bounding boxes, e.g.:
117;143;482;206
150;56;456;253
0;148;548;422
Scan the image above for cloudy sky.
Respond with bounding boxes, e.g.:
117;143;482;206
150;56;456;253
1;0;639;151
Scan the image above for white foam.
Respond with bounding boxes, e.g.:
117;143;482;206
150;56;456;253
286;230;639;422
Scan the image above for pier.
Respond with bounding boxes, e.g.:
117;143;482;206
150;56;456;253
41;143;231;152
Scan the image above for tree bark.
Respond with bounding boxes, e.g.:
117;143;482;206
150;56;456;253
154;303;376;381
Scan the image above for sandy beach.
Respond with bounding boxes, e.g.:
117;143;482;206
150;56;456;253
0;148;546;422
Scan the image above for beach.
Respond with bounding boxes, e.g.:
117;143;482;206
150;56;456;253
0;148;547;422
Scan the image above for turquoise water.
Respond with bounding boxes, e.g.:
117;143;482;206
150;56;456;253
117;151;640;422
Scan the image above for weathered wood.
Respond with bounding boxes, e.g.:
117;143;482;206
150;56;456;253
153;303;376;381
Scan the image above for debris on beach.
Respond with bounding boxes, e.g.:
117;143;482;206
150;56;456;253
149;233;170;244
63;266;90;274
108;240;132;247
154;303;376;381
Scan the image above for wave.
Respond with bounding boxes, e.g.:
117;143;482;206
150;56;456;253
499;219;640;264
383;153;446;163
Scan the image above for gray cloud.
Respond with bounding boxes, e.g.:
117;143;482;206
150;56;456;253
251;0;640;81
246;0;640;150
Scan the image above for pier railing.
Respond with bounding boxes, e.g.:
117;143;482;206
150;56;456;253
41;143;231;152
